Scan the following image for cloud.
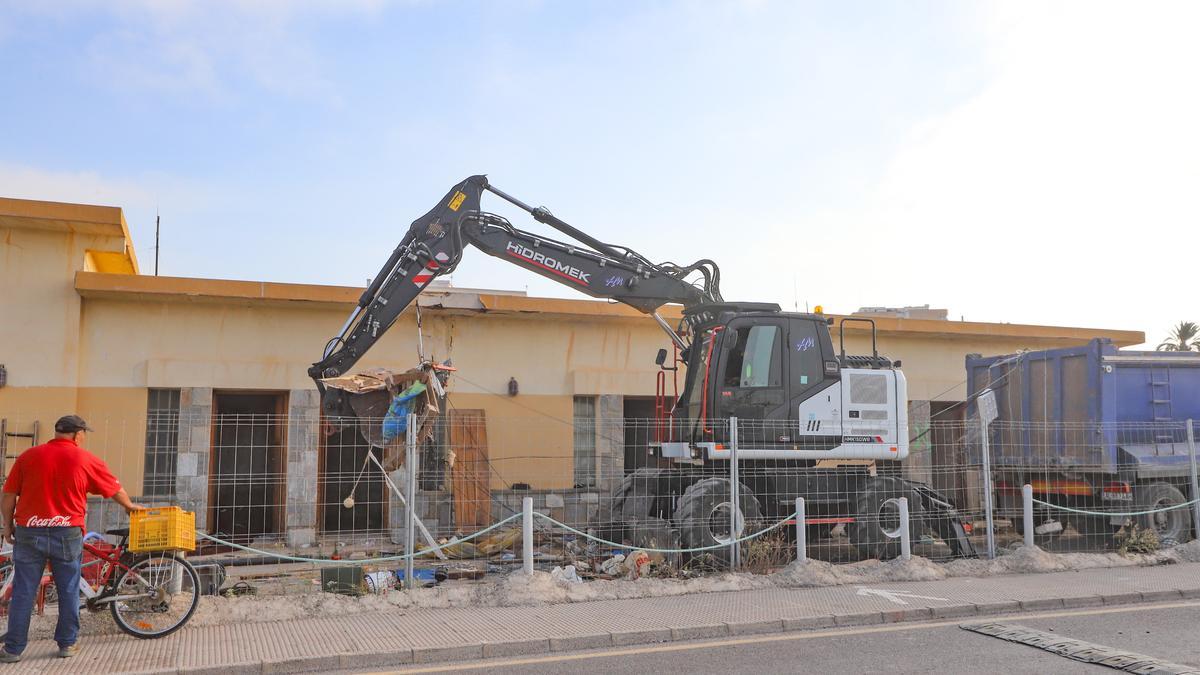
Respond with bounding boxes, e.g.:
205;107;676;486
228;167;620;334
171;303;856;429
9;0;406;104
0;163;159;208
785;1;1199;345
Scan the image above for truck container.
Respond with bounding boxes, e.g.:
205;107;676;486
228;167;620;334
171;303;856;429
966;338;1200;543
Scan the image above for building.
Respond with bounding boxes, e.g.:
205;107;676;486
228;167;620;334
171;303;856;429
0;197;1145;545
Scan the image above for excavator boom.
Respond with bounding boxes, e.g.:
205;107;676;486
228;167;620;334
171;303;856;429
309;175;721;416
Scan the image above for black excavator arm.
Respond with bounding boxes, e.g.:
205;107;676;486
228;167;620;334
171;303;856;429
309;175;722;416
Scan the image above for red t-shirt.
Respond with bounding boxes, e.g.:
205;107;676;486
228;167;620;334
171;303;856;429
3;438;122;528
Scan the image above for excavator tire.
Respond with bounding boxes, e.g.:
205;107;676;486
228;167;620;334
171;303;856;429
592;468;679;543
849;476;923;560
673;477;762;565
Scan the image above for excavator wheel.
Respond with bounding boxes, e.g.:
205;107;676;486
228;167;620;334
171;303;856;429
849;476;923;560
592;468;680;543
673;477;763;565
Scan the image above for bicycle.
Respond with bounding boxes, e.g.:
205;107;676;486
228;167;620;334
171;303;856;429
0;528;200;639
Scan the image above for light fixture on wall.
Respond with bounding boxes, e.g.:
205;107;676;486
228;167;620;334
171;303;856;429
507;377;519;397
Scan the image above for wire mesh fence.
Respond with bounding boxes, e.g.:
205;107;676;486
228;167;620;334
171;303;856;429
1;410;1197;594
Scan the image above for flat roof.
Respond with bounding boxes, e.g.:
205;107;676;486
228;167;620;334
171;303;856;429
1;197;140;273
74;271;1146;346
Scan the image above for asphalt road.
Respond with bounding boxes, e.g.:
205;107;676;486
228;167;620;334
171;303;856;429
365;602;1200;675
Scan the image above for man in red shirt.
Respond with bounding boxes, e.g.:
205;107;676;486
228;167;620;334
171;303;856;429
0;415;141;662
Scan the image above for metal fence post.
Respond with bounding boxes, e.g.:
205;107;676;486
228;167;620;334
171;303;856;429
1022;484;1034;548
795;497;806;564
1188;420;1199;539
404;413;418;590
729;416;739;570
522;496;534;575
977;389;998;560
898;497;911;561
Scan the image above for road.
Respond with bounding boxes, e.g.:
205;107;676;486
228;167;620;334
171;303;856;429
360;601;1200;674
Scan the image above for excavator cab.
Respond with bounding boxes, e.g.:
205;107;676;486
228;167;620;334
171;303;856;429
658;304;908;462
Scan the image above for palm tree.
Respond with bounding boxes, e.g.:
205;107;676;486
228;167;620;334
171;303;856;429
1157;321;1200;351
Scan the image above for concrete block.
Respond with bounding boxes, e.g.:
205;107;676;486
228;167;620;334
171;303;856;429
973;601;1020;616
189;425;210;451
1177;587;1200;600
177;453;198;477
545;493;565;508
180;387;213;408
262;655;341;673
882;607;933;623
287;528;316;548
727;619;784;635
610;628;671;646
412;644;484;663
783;615;836;631
1019;598;1065;611
580;492;600;504
930;604;978;620
338;649;414;669
1101;592;1143;606
481;639;550;658
1060;596;1103;609
834;612;884;627
549;634;613;651
1140;589;1183;603
670;624;729;641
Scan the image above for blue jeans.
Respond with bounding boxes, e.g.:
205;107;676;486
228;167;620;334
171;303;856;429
4;526;82;655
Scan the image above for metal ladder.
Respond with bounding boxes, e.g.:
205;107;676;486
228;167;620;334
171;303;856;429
1149;367;1175;445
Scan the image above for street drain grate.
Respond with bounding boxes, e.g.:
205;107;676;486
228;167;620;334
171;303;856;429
960;622;1200;674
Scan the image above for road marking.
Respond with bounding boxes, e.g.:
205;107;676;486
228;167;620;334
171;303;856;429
361;600;1200;674
855;586;949;605
961;622;1194;673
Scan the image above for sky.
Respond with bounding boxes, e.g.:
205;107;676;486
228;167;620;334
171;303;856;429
2;0;1197;348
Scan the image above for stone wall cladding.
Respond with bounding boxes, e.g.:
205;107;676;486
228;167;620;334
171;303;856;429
174;387;212;530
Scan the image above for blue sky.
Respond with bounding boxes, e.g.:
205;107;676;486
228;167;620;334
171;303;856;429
3;1;1197;347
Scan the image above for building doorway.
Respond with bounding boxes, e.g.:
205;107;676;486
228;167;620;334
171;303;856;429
623;396;661;473
210;392;287;541
319;422;387;536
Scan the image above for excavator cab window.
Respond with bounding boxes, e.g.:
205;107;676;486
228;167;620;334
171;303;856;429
722;325;782;388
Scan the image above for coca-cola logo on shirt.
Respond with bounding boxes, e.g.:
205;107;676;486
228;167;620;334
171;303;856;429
26;515;72;527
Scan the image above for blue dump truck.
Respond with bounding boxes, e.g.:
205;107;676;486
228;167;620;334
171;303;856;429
966;338;1200;544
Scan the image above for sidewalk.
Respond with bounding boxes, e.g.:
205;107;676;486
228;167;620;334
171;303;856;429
6;562;1200;674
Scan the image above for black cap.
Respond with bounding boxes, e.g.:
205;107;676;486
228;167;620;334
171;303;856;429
54;415;93;433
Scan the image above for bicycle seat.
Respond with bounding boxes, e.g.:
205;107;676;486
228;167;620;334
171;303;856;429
105;527;129;537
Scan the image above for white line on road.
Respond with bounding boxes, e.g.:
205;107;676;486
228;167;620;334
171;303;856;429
854;586;950;605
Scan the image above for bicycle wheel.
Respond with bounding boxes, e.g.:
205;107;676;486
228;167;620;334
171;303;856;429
109;552;200;639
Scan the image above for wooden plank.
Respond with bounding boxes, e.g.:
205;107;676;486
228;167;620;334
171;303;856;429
449;409;491;529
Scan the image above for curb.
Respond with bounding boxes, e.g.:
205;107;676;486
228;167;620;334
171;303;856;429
163;590;1197;674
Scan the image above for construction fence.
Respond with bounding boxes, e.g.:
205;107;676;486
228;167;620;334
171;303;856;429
1;412;1198;593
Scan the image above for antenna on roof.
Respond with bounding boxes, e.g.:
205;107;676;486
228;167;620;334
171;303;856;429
154;209;160;276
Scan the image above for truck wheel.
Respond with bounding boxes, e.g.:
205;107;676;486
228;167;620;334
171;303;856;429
1136;483;1192;544
674;477;762;564
849;477;922;560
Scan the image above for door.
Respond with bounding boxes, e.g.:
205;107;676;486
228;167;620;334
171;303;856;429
715;319;788;443
319;423;387;535
210;392;287;541
449;410;491;529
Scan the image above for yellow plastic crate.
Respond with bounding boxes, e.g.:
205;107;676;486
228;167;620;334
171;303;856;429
129;507;196;553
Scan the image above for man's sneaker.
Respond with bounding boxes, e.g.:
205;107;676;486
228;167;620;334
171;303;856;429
0;651;20;663
57;645;78;658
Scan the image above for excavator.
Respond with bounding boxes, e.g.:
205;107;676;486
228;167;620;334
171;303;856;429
309;175;976;561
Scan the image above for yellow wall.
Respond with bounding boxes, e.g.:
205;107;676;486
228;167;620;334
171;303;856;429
1;196;1147;494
